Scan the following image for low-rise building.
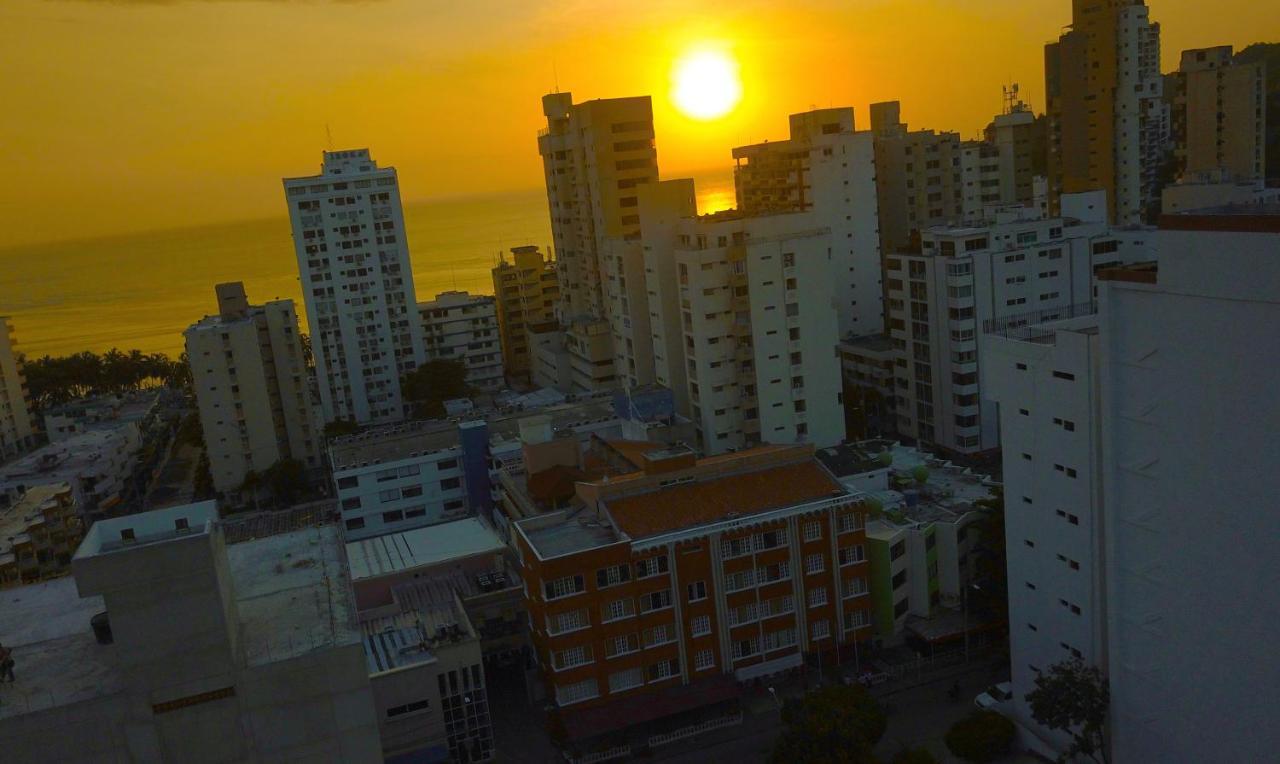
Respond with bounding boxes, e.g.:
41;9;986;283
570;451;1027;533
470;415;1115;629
0;502;382;761
41;392;160;445
0;484;81;589
511;443;873;744
0;427;142;521
419;291;505;391
492;245;559;382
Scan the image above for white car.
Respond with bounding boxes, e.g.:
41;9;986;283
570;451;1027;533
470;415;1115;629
974;682;1013;709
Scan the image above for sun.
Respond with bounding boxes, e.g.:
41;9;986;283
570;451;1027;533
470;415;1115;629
671;49;742;121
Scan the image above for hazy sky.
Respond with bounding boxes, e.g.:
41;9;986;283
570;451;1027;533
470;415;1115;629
1;0;1275;247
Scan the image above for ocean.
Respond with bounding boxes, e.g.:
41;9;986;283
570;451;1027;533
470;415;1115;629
0;172;735;360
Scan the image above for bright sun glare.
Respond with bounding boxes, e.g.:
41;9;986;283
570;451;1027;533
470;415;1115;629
671;49;742;121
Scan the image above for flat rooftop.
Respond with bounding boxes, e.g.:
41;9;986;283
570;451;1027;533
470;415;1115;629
363;577;478;675
346;517;505;582
519;511;621;559
0;428;135;486
605;458;845;539
0;484;71;559
816;443;889;479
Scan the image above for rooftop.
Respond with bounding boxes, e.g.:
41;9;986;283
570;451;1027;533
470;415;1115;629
361;592;474;676
518;510;622;559
346;517;505;582
0;428;137;488
604;457;845;539
840;333;897;353
1159;202;1280;232
815;443;891;479
0;484;73;560
75;500;218;558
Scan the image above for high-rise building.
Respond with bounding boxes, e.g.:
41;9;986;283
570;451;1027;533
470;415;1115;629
418;291;504;391
887;192;1152;455
184;283;320;495
732;108;884;335
491;245;559;381
870;101;965;258
639;190;846;455
512;444;872;746
960;89;1047;222
1167;46;1267;182
284;149;426;425
1045;0;1165;225
536;93;660;393
0;317;36;460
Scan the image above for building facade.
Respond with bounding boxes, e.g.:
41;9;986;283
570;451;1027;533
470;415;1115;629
0;484;81;589
870;101;965;258
185;282;321;495
284;149;426;425
491;245;559;381
512;445;873;740
732;107;885;334
0;317;36;460
1167;45;1267;182
1045;0;1165;224
418;291;505;391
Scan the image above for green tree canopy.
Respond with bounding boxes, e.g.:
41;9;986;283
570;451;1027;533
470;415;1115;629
770;683;887;764
401;359;470;419
21;348;188;409
910;465;930;485
1026;659;1110;764
944;710;1016;763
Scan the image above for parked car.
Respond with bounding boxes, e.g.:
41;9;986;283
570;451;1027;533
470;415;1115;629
844;671;890;688
974;682;1013;709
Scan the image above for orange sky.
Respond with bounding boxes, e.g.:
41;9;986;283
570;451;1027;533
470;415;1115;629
0;0;1275;248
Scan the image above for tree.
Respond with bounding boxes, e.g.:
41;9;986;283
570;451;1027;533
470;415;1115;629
262;458;308;506
889;747;937;764
400;359;470;419
944;710;1015;763
1026;659;1110;764
20;348;189;410
910;465;930;486
324;419;361;439
770;683;887;764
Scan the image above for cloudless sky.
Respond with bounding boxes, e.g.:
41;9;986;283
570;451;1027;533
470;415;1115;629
0;0;1275;247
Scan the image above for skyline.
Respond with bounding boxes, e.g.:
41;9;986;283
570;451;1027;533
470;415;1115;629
1;0;1276;248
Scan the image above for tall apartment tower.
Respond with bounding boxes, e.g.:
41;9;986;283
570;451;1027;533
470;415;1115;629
491;245;559;381
732;108;885;335
537;93;660;393
640;186;845;455
184;283;321;494
0;317;35;460
962;89;1048;222
870;101;965;258
283;149;426;425
418;291;504;391
1167;46;1267;181
1045;0;1165;225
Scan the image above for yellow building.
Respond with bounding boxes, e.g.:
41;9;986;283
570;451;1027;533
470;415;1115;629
491;246;559;382
0;484;82;589
1169;46;1266;182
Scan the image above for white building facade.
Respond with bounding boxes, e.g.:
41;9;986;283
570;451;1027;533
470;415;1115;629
284;149;426;426
418;291;504;391
0;317;35;460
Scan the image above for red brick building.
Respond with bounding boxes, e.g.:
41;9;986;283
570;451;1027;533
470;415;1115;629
511;443;872;738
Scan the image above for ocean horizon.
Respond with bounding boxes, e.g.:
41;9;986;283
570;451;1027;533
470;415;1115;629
0;172;735;360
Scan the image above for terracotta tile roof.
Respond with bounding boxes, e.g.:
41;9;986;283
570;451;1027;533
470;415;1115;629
605;459;845;538
601;438;664;468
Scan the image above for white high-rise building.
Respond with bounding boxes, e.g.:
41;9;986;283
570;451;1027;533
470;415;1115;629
0;317;35;460
640;184;845;455
418;291;504;391
732;108;884;335
284;149;426;425
887;192;1153;454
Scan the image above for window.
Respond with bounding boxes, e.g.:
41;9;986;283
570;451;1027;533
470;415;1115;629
811;619;831;640
556;678;598;706
843;577;869;599
732;637;759;660
386;699;431;718
549;609;589;635
1052;370;1075;381
336;476;358;490
608;668;644;693
687;581;707;602
605;634;639;658
635;555;669;578
892;570;907;589
805;553;825;575
640;589;672;613
648;660;679;682
544;574;585;600
803;521;822;542
808;586;828;608
837;513;863;534
894;598;910;617
694;649;715;671
691;615;711;637
382;510;403;523
344;517;365;531
845;609;870;630
596;564;630;588
644;623;675;647
890;541;906;561
838;545;866;566
763;628;797;652
439;477;461;490
553;645;592;671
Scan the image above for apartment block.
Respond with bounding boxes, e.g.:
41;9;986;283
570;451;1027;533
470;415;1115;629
640;201;845;455
1045;0;1165;224
284;148;426;425
732;108;884;334
418;291;504;391
0;317;36;460
1167;45;1267;182
0;484;82;589
491;245;559;381
885;192;1151;454
185;282;320;495
0;503;382;761
960;94;1046;223
870;101;964;258
0;427;141;522
511;444;872;743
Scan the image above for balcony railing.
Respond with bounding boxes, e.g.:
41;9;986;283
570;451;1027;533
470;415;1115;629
982;300;1098;344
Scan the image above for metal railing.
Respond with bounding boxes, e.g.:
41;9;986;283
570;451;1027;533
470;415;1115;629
982;300;1097;342
648;711;744;748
